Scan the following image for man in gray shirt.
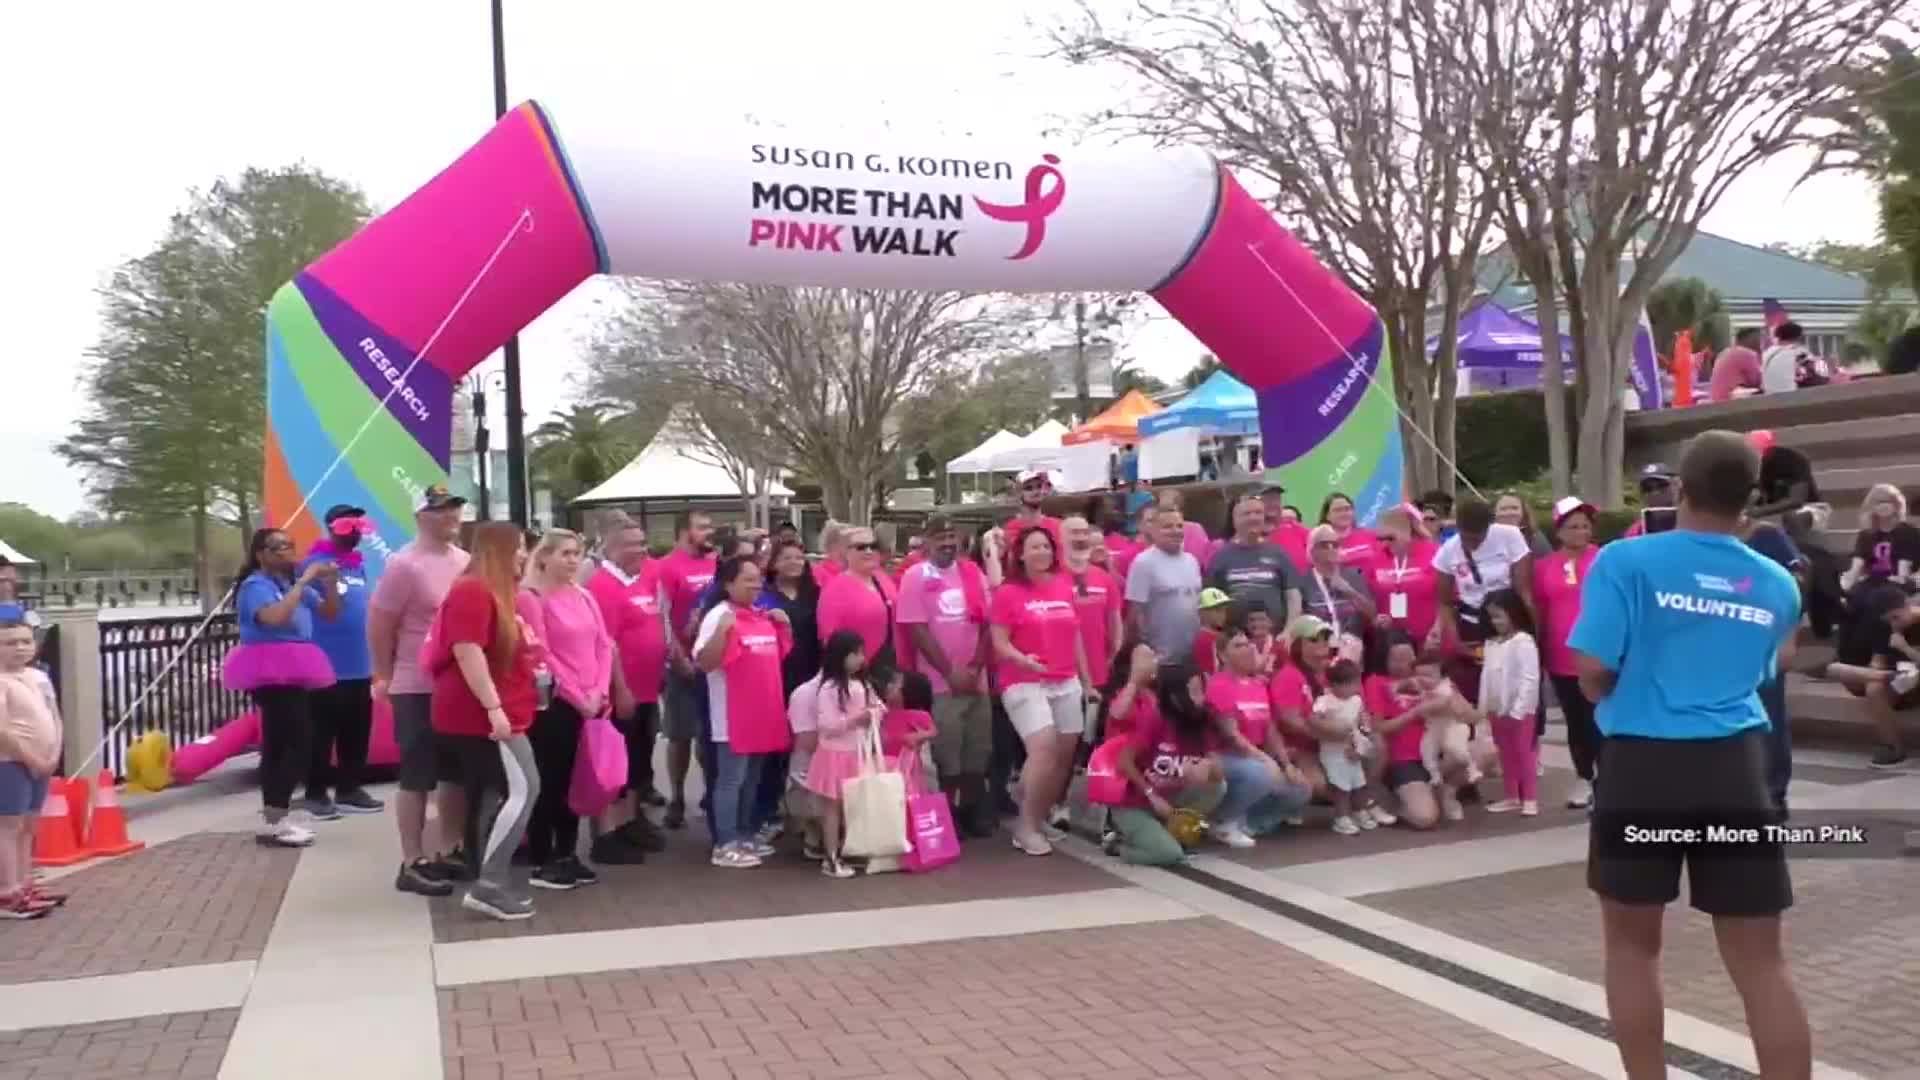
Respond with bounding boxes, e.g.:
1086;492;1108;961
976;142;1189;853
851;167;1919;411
1207;493;1303;625
1126;503;1204;662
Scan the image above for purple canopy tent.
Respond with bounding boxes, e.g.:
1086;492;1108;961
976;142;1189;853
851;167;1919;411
1430;303;1664;408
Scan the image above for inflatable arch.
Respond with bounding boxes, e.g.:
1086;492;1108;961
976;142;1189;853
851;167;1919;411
263;101;1403;576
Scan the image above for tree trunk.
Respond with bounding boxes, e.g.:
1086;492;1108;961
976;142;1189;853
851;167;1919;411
1384;313;1434;495
1574;260;1630;507
192;501;215;614
235;487;252;537
1534;277;1573;499
1073;301;1092;425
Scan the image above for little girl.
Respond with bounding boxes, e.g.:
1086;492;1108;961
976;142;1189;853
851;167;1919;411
1314;659;1384;835
866;670;938;875
1479;589;1541;815
804;630;885;879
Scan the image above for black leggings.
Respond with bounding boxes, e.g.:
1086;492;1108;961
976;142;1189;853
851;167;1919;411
526;698;585;865
253;687;312;816
1549;673;1601;781
307;678;372;798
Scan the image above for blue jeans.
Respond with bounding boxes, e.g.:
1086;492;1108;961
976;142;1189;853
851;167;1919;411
1218;753;1312;834
710;742;765;848
1759;674;1790;814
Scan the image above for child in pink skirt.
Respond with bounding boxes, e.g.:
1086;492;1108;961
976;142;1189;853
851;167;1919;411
803;631;885;879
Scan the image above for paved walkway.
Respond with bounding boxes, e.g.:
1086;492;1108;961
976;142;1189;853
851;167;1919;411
2;732;1915;1080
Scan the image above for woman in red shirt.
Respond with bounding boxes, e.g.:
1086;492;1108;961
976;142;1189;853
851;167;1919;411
1366;505;1441;650
1267;616;1341;800
695;556;793;869
990;526;1096;856
1205;627;1311;846
1108;662;1226;866
1531;498;1600;808
430;522;541;922
1318;492;1379;568
1364;632;1462;829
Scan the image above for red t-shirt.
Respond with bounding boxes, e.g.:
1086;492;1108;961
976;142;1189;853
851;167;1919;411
430;577;538;737
1271;521;1311;569
881;707;934;757
1364;673;1426;764
989;574;1082;688
1119;711;1219;809
1105;686;1158;740
1363;540;1442;645
1267;664;1320;752
705;603;792;754
1333;527;1379;568
1532;546;1598;677
586;562;666;704
1068;565;1123;686
1192;627;1220;676
656;548;717;648
1206;671;1274;747
1104;532;1141;583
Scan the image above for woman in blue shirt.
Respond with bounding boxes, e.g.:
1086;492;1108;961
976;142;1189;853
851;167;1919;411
222;527;341;847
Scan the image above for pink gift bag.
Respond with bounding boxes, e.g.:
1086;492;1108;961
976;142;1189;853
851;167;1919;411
899;756;960;873
1084;736;1132;807
568;708;629;817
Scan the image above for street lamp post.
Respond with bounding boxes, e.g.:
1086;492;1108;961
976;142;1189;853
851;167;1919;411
491;0;529;527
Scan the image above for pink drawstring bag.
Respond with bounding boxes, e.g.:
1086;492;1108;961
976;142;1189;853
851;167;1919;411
1084;736;1133;806
899;756;960;874
568;708;628;817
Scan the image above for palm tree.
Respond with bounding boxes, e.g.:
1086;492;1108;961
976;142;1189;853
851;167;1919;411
530;404;636;506
1646;278;1731;357
1182;353;1224;390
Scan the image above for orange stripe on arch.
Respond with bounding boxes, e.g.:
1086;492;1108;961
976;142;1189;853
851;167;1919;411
263;428;320;550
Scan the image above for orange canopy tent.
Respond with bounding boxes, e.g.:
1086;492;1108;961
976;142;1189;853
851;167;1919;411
1063;390;1163;445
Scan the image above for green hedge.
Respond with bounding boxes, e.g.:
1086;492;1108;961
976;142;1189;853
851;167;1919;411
1453;388;1576;492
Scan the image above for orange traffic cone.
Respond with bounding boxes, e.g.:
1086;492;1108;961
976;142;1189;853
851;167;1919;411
64;775;92;855
31;782;90;867
83;771;144;859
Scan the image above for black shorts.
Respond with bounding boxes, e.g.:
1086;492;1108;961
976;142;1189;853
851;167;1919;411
391;693;461;792
1383;760;1431;789
1587;728;1791;917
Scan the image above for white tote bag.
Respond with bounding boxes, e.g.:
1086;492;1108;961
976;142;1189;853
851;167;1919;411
841;720;910;859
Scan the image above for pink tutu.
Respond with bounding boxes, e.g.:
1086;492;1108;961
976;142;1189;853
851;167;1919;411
222;641;336;692
802;747;922;800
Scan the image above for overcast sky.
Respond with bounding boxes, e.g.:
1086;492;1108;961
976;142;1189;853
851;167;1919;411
0;1;1880;522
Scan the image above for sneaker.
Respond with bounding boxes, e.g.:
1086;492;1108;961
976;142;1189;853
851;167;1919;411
1047;805;1072;831
1891;663;1919;696
25;880;67;907
1042;822;1070;843
257;821;316;847
1869;745;1909;770
711;844;762;869
302;797;342;822
1010;827;1053;857
640;788;668;808
617;818;669;853
744;839;778;859
1281;814;1305;827
0;891;54;920
531;861;579;890
461;883;534;922
1440;791;1465;821
336;788;385;814
1566;779;1594;809
561;855;599;886
1101;830;1122;856
1330;815;1361;836
395;859;454;897
430;848;476;882
1485;799;1520;814
1368;806;1398;827
821;856;855;879
802;840;827;861
756;820;785;844
1209;823;1256;849
589;834;647;866
1356;810;1379;830
664;801;687;829
1520;801;1539;817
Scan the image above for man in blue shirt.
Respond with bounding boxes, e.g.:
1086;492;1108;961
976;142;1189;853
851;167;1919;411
299;505;383;820
1569;431;1809;1079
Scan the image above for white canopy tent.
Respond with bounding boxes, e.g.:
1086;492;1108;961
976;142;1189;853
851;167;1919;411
0;540;36;564
575;412;792;507
989;419;1071;471
945;429;1023;475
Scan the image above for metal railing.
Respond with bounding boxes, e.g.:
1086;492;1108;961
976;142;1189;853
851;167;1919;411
98;614;245;776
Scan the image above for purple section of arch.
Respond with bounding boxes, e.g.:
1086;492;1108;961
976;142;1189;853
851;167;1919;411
1252;320;1385;463
295;273;454;467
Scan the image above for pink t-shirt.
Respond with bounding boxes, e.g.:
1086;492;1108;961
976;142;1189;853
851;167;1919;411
1068;564;1123;686
1182;521;1213;569
1206;671;1274;747
1105;686;1158;740
1532;546;1598;677
656;548;717;649
1267;664;1320;752
1363;674;1425;764
1709;346;1762;402
817;571;899;661
811;559;844;589
586;562;667;705
1104;532;1141;583
1270;521;1311;569
1363;540;1442;644
1331;527;1379;568
696;602;792;753
894;560;985;693
369;541;470;695
989;574;1082;688
880;708;934;757
1119;711;1220;809
515;585;613;717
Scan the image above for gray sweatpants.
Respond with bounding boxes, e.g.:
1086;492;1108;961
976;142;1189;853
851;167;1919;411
472;734;539;893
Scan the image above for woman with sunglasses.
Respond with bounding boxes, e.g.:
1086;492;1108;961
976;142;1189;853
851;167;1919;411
223;527;342;848
297;505;384;821
817;526;900;674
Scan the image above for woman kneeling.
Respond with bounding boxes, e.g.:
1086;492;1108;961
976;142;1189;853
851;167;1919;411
1107;663;1226;866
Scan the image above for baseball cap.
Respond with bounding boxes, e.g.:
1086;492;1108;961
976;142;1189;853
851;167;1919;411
322;504;366;523
1260;482;1286;496
1638;463;1676;487
1198;587;1233;610
1746;429;1777;455
1016;467;1057;487
1286;614;1333;640
416;484;467;512
1552;496;1596;526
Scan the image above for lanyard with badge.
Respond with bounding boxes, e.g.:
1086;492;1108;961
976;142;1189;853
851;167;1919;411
1387;554;1411;621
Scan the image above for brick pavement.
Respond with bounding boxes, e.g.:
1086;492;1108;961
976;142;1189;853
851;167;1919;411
0;1009;237;1080
438;917;1595;1080
0;833;298;984
431;836;1123;943
1364;855;1920;1077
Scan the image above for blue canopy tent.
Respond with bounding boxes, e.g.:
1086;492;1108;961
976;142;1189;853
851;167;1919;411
1138;370;1261;437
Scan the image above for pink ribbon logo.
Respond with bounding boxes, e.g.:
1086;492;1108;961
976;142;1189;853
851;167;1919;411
973;154;1065;261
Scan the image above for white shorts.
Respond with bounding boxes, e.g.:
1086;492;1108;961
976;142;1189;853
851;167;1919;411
1319;744;1369;792
1003;679;1086;739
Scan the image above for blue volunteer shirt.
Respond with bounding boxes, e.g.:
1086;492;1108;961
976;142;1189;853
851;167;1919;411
1569;531;1800;740
299;554;371;679
235;571;323;645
